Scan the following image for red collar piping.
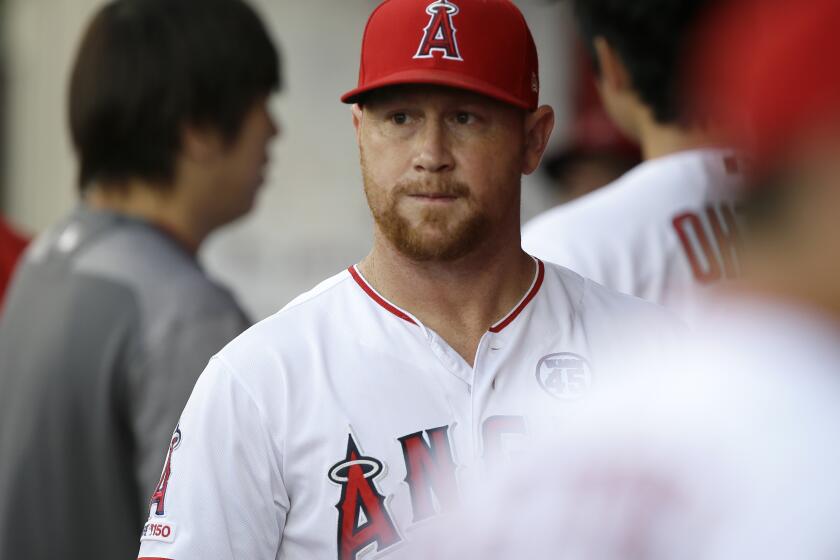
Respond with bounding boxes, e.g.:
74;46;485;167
348;258;545;332
489;258;545;333
348;266;417;325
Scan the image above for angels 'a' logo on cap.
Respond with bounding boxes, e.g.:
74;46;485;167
414;0;464;61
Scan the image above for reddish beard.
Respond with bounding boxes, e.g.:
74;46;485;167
363;174;491;262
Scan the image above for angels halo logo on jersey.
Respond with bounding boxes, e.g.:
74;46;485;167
329;435;401;560
414;0;464;61
143;426;182;544
149;426;182;517
536;353;593;401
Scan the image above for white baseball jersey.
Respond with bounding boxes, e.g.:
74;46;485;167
137;259;678;560
418;298;840;560
522;149;744;323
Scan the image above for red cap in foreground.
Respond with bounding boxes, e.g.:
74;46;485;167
690;0;840;170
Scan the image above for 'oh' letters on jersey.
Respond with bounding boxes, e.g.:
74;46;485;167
673;203;742;284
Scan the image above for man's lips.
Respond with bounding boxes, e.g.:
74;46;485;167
406;193;460;201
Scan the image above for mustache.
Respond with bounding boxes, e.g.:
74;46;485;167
393;179;471;197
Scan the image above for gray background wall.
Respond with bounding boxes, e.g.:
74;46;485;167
1;0;574;319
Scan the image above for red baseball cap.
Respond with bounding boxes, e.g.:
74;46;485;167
341;0;540;110
690;0;840;171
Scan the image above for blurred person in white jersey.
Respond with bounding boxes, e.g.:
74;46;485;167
412;0;840;558
522;0;743;324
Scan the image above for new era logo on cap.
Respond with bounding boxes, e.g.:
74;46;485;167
341;0;540;110
414;0;463;61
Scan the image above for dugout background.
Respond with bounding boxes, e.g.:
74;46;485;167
0;0;574;319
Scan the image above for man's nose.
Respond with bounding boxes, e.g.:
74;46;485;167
412;119;455;173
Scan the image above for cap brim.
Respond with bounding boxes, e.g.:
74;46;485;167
341;68;534;110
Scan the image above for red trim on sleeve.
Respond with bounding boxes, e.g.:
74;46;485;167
489;259;545;333
348;266;417;325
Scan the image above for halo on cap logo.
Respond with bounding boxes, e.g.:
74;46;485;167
414;0;464;61
536;353;593;401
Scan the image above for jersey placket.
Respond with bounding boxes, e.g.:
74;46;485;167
348;260;544;472
402;258;544;472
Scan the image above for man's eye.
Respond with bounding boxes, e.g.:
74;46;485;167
391;113;409;125
455;112;473;125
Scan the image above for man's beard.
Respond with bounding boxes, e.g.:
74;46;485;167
363;172;492;262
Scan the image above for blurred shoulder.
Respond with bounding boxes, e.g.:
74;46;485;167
541;260;680;327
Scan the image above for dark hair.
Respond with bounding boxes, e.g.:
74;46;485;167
69;0;281;191
571;0;714;125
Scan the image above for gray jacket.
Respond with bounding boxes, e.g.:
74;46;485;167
0;206;250;559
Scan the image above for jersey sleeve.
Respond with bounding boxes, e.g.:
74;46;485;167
127;310;250;513
137;356;288;560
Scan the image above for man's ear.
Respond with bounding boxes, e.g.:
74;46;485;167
182;124;223;163
351;104;364;144
522;105;555;175
593;36;631;92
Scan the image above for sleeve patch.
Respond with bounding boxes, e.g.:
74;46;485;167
141;521;177;544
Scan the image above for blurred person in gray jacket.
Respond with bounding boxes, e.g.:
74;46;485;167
0;0;281;558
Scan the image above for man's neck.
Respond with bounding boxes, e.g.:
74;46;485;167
637;115;722;162
85;181;208;253
359;231;536;366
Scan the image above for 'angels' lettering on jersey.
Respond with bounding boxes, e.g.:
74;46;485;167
397;426;459;523
330;419;527;559
329;435;401;560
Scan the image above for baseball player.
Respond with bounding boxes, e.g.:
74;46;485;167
522;0;743;323
137;1;679;559
414;0;840;557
